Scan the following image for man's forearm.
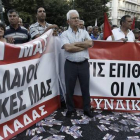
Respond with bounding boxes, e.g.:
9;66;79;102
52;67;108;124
74;40;93;49
63;44;85;52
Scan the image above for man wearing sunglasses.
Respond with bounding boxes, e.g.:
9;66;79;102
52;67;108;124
29;7;58;39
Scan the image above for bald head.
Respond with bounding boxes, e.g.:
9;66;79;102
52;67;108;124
18;17;23;26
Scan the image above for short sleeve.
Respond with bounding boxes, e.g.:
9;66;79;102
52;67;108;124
60;31;70;47
85;31;92;40
106;36;112;41
29;25;40;39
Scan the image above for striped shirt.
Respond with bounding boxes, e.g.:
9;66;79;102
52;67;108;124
5;25;31;44
29;22;52;39
61;26;91;62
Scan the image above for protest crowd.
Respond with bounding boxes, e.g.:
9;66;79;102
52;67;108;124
1;7;139;44
1;6;140;140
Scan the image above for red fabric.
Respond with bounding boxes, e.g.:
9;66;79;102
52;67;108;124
0;96;60;140
89;41;139;61
103;13;112;40
131;17;135;30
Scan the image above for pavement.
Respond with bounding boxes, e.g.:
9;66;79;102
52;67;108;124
12;108;140;140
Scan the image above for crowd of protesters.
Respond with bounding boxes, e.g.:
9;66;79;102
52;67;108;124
0;7;139;44
1;7;140;118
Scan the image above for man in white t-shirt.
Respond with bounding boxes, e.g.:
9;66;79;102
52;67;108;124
107;15;135;42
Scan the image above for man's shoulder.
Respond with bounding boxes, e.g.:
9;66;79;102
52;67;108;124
30;22;39;29
20;26;28;33
61;30;68;36
112;28;119;32
5;26;13;35
5;26;11;30
47;23;52;27
79;29;89;34
79;28;87;32
6;26;10;29
129;30;134;34
112;28;121;35
21;26;28;30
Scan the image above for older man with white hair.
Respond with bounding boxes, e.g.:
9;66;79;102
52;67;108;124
18;17;23;26
78;20;85;29
61;10;93;118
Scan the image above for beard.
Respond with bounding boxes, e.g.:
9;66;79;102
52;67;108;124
38;16;46;22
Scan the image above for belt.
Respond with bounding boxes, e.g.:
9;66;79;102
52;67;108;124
66;59;88;64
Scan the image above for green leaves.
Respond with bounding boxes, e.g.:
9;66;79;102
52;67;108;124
2;0;109;27
3;0;69;26
74;0;110;26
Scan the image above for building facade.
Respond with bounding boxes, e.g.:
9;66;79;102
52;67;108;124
107;0;140;25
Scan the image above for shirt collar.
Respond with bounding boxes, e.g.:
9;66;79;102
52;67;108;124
10;25;21;30
68;26;80;33
92;34;99;38
119;27;130;33
37;21;48;27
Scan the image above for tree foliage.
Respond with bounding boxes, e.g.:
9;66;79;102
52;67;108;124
2;0;44;24
2;0;69;26
2;0;109;27
73;0;110;27
44;0;69;26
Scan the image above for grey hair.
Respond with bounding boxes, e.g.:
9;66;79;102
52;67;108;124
79;20;84;25
19;17;22;22
67;10;79;20
7;9;19;17
87;26;93;31
93;26;98;30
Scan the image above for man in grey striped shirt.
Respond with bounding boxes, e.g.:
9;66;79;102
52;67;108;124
29;7;58;39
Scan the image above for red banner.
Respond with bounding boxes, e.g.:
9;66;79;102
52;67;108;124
0;30;61;140
73;41;140;113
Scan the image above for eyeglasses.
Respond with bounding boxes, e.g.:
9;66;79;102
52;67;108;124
70;17;79;20
38;10;46;13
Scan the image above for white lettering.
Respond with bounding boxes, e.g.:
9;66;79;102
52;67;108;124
40;36;47;52
125;100;131;110
32;110;40;120
39;105;47;116
33;41;43;55
14;119;24;131
0;42;5;60
0;135;4;140
3;125;14;138
23;114;33;126
94;99;103;109
131;100;140;110
104;99;114;110
19;44;33;58
115;100;125;110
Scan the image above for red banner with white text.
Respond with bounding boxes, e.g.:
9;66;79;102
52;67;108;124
73;41;140;112
1;32;140;139
0;30;60;140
